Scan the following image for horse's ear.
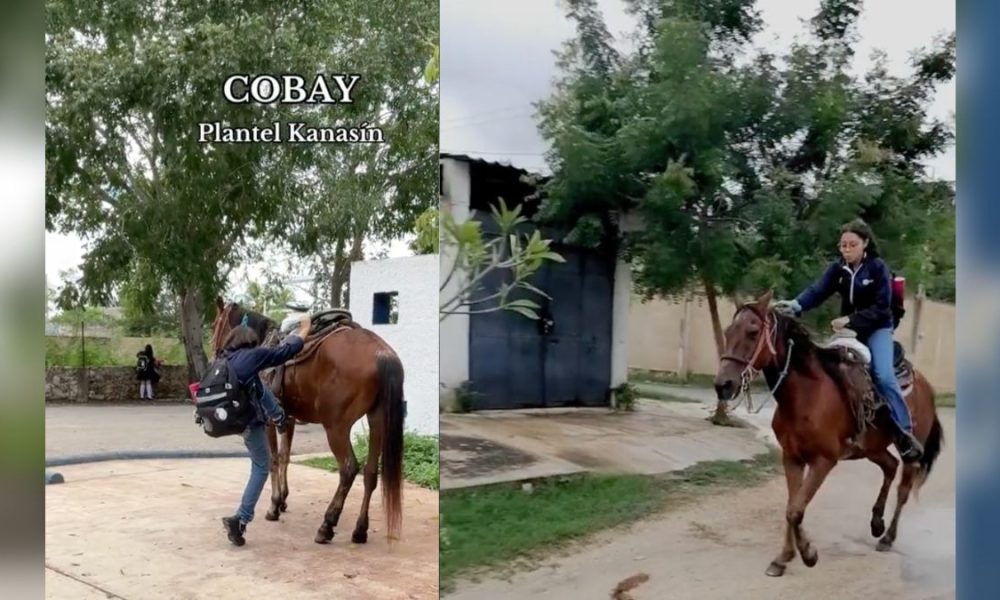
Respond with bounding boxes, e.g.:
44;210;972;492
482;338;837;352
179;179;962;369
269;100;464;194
215;296;225;311
757;289;774;311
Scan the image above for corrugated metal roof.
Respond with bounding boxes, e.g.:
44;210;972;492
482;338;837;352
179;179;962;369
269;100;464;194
439;152;540;177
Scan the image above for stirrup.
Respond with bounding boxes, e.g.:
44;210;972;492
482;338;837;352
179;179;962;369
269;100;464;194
895;433;923;462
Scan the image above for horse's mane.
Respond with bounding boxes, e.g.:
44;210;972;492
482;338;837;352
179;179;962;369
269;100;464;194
771;310;854;397
211;302;279;356
232;303;278;342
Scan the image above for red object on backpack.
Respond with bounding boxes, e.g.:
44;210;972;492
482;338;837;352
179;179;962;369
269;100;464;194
892;276;905;299
188;382;200;404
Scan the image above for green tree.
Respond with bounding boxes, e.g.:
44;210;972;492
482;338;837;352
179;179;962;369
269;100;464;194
44;1;397;377
48;270;119;375
242;279;294;323
277;0;439;308
539;0;954;351
117;260;181;337
410;207;440;255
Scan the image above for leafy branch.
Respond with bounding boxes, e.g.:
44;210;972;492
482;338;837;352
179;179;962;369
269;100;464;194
440;199;564;321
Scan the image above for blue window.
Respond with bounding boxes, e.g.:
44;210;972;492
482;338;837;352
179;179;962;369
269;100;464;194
372;292;399;325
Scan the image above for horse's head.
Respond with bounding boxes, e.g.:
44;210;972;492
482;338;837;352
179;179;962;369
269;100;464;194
714;290;781;401
209;297;277;358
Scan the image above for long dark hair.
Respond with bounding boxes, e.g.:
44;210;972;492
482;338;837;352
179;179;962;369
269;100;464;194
144;344;155;360
222;326;260;352
840;218;881;258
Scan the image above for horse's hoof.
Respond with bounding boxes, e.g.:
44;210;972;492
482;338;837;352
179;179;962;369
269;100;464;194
801;546;818;567
279;502;288;513
876;538;893;552
765;562;786;577
870;517;886;538
264;511;280;522
315;530;334;544
351;531;368;544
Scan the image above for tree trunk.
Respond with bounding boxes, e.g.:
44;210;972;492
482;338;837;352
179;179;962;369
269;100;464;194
703;276;731;426
703;276;725;357
328;236;348;308
679;295;691;378
332;230;366;309
179;289;208;381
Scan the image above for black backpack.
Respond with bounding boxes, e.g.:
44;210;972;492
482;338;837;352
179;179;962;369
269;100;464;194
194;356;255;438
135;355;149;377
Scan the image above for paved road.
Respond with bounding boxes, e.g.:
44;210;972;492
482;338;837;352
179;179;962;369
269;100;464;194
46;404;333;460
447;394;956;600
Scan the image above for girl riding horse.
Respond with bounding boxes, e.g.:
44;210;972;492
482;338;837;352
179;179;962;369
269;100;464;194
773;218;922;462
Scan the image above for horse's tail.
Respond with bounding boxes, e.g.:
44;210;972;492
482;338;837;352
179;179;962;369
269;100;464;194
376;350;405;541
915;414;944;493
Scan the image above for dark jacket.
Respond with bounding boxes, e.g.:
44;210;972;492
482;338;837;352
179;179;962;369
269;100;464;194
795;255;894;340
136;353;158;381
223;334;304;422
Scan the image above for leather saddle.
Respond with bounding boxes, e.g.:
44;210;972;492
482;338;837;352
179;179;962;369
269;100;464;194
822;332;914;396
280;304;354;340
262;306;355;414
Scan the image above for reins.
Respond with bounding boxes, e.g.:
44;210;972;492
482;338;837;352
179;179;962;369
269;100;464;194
210;303;236;358
720;306;795;414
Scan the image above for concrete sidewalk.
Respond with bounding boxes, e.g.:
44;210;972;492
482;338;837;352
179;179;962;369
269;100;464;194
440;398;769;490
635;383;781;444
45;458;439;600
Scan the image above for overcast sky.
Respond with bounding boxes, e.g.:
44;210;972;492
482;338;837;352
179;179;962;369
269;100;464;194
441;0;956;177
47;0;955;292
44;229;411;306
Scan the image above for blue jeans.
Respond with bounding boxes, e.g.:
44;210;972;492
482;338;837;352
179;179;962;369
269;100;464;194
255;384;285;424
237;424;270;524
868;328;912;433
236;387;285;523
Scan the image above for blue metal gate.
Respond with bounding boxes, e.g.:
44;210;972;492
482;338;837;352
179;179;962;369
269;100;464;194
467;237;614;410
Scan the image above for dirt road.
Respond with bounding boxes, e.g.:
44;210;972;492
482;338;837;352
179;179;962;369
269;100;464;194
46;458;439;600
447;410;955;600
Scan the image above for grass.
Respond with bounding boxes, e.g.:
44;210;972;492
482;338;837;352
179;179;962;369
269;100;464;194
46;335;202;367
439;450;780;589
299;431;439;490
631;383;703;404
936;394;955;408
629;368;769;391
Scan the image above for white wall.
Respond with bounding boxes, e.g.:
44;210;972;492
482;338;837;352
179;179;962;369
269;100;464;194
610;257;631;388
349;254;439;436
438;158;471;402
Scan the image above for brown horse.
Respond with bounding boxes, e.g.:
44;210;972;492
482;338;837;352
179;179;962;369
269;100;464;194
209;298;405;544
713;291;943;577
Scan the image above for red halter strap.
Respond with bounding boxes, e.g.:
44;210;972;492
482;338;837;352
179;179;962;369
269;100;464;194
720;306;776;372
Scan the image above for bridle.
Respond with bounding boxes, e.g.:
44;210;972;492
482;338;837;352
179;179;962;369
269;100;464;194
211;303;279;358
719;305;795;413
210;303;236;358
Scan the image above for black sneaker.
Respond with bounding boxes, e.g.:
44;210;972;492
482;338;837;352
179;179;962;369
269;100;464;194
895;431;924;463
222;515;246;546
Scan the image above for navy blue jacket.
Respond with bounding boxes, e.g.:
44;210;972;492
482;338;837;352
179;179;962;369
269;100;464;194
795;255;894;340
223;335;304;422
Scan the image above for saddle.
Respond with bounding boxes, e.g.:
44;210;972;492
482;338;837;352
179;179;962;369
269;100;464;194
821;332;914;395
821;331;916;450
263;307;356;403
279;306;354;340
